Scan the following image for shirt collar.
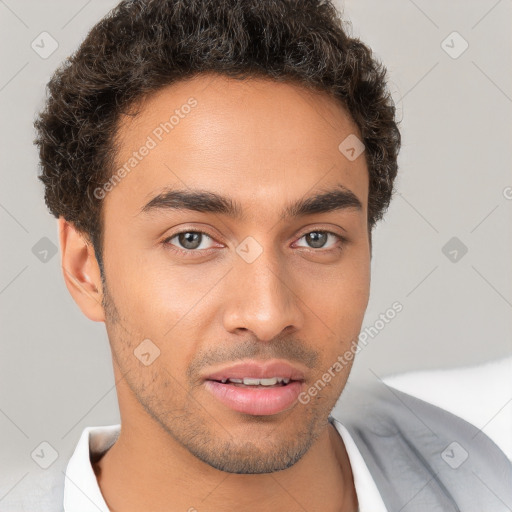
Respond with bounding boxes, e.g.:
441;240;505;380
63;424;120;512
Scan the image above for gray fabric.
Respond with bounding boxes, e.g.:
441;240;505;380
0;457;66;512
1;383;510;511
331;381;512;512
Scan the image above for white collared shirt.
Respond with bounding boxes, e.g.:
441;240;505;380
63;421;388;512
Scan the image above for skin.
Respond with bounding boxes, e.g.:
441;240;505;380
59;73;370;512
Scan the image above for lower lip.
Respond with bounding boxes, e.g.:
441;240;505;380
203;380;303;416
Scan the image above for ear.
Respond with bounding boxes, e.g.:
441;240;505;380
58;217;105;322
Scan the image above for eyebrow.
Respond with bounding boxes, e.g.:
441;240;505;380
139;183;363;221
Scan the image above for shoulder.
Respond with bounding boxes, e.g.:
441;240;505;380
0;424;119;512
331;371;512;511
0;455;68;512
383;356;512;460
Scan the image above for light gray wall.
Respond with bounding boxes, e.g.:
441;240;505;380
0;0;510;484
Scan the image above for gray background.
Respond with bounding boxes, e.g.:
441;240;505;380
1;0;511;490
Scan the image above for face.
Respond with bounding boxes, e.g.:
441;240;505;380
99;74;370;474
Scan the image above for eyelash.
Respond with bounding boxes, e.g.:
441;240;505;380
162;229;347;258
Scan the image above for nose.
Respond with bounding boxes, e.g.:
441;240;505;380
222;244;304;342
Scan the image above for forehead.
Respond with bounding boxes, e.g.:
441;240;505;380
107;74;368;221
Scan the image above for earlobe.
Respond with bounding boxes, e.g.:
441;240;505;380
58;217;105;322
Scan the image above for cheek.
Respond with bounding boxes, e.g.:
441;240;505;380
297;255;370;372
298;251;370;323
102;252;208;375
103;243;198;331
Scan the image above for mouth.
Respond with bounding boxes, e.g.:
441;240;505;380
202;360;306;416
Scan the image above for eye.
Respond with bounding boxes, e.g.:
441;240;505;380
294;230;345;251
163;230;217;254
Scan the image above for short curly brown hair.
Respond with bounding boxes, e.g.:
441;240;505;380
34;0;401;273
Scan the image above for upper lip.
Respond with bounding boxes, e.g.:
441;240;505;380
203;359;306;382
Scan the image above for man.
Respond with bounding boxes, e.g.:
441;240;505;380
8;0;510;510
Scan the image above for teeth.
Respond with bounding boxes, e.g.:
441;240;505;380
218;377;291;386
246;377;277;386
243;377;265;385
